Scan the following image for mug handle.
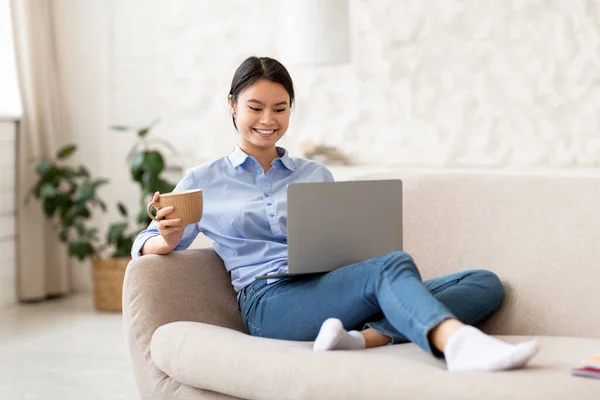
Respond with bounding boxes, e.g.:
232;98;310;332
146;202;161;222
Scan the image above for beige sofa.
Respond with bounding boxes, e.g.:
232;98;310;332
123;170;600;399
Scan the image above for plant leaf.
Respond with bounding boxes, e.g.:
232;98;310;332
74;184;95;202
138;118;160;138
55;194;71;210
55;167;75;183
111;125;131;131
85;228;98;240
59;228;69;242
107;223;126;244
57;144;77;160
91;178;109;188
142;151;165;175
35;161;55;177
137;207;152;225
117;202;128;217
156;178;176;194
66;204;91;221
73;220;86;235
141;171;160;193
42;198;58;218
77;166;90;177
114;236;134;258
130;152;146;182
39;183;56;198
69;239;94;260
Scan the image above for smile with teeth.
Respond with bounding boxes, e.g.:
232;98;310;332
254;128;277;136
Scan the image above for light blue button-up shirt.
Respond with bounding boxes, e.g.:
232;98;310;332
131;146;334;294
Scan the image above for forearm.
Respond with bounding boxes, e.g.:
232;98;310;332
141;235;176;256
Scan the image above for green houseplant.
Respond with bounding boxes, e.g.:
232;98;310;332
27;144;133;310
87;118;177;310
95;118;178;311
26;144;109;260
28;119;178;312
95;116;179;310
111;118;177;226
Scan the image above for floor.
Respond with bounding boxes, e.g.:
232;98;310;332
0;292;138;400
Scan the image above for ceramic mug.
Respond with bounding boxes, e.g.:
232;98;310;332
146;189;203;225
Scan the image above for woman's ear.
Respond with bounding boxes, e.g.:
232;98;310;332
228;95;235;115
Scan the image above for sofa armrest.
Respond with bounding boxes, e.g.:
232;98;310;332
122;249;244;399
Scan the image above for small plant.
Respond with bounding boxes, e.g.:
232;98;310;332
27;145;141;260
26;145;108;261
111;118;177;226
105;202;137;258
28;119;179;263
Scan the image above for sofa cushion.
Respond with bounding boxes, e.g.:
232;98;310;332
151;321;600;400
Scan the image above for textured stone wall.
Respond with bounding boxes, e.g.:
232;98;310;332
111;0;600;168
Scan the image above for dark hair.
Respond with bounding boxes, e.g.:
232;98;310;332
228;56;295;130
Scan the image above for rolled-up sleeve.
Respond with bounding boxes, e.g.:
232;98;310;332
322;165;335;182
130;170;201;258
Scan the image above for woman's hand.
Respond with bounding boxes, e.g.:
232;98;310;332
141;192;185;255
152;191;186;250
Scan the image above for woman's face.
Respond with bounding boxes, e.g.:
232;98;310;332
230;79;291;153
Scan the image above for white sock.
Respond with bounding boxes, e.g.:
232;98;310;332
445;325;540;372
313;318;366;351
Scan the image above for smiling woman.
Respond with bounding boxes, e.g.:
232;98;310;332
131;55;540;375
0;0;22;117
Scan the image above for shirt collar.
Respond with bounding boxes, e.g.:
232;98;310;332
276;147;295;171
228;145;295;171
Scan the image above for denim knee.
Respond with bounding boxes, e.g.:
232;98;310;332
472;269;505;312
378;250;421;279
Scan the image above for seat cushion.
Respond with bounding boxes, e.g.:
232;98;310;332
151;322;600;400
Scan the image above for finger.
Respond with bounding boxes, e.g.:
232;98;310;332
159;218;182;229
156;206;174;219
153;191;161;202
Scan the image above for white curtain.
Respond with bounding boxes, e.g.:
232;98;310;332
11;0;72;301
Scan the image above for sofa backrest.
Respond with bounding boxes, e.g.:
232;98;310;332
363;170;600;337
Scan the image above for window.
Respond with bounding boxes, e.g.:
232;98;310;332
0;0;22;117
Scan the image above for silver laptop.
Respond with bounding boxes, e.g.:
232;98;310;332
255;179;403;279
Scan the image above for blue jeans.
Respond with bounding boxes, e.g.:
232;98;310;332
239;251;504;355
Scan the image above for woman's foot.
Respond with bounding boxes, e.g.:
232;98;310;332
313;318;366;351
444;325;540;372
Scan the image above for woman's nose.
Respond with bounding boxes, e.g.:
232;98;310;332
260;110;275;125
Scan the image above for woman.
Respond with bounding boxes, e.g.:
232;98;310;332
132;56;539;372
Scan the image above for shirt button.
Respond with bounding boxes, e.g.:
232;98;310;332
264;193;270;197
268;213;275;217
256;169;261;174
266;202;272;206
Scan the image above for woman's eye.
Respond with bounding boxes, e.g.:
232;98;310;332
249;107;262;112
275;108;286;113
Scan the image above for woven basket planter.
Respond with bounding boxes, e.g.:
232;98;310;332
92;257;131;311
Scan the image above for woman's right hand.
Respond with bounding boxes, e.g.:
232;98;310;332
152;191;186;251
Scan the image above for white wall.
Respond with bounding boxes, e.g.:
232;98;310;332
110;0;600;169
52;0;600;289
52;0;112;289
